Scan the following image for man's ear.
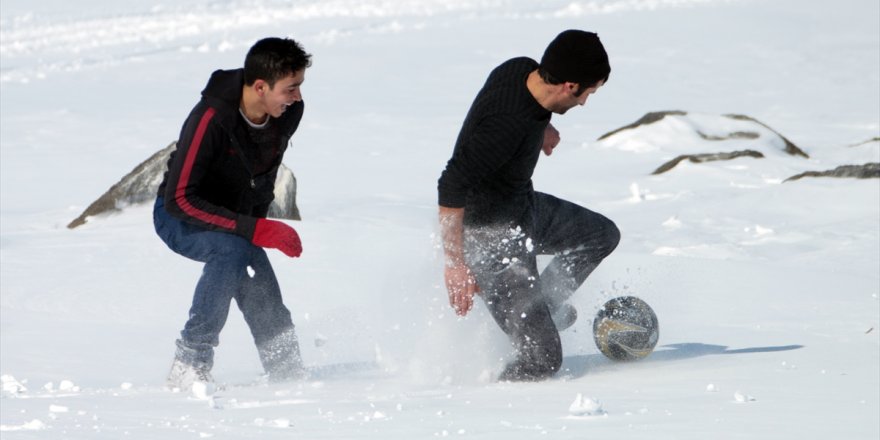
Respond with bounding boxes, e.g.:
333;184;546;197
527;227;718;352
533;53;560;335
564;82;579;95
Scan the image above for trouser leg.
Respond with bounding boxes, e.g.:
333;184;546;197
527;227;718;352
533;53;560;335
234;249;303;380
154;197;256;370
482;263;562;381
462;193;619;380
175;249;247;368
531;192;620;311
465;225;562;381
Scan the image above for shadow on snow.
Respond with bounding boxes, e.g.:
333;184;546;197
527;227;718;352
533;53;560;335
559;342;804;379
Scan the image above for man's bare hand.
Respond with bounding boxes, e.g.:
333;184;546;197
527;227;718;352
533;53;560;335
542;123;560;156
444;263;480;316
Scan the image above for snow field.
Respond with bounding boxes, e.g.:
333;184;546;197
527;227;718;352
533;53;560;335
2;0;878;438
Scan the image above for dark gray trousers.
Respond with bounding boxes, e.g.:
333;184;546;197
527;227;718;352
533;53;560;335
464;192;620;381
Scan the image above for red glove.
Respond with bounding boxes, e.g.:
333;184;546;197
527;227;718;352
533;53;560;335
252;218;302;258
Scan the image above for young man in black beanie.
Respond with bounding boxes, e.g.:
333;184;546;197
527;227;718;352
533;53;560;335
438;30;621;381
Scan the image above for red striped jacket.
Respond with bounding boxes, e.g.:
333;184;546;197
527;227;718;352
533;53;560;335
158;68;303;240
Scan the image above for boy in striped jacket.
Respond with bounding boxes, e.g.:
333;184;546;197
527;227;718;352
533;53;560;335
154;37;310;391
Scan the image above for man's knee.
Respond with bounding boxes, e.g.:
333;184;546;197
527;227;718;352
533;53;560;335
603;219;621;255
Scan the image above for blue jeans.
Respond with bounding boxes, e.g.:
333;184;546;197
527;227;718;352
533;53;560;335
153;197;295;370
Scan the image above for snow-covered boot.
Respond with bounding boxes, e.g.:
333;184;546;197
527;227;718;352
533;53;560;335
166;357;214;392
257;327;306;382
166;340;215;394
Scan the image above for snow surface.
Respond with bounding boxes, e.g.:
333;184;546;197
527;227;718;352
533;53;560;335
1;0;879;438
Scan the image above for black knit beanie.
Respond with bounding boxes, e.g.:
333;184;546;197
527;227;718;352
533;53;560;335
540;30;610;85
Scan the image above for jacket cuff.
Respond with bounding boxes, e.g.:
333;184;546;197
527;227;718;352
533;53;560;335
235;215;259;241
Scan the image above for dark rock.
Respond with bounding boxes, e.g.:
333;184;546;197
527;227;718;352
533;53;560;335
696;130;760;141
598;110;809;159
784;163;880;182
722;114;809;158
847;137;880;148
652;150;765;175
597;110;687;141
68;142;300;229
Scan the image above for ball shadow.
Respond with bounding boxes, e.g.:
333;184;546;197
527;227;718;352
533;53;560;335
559;342;804;380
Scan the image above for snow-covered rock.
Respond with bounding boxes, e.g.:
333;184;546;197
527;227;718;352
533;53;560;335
67;141;301;229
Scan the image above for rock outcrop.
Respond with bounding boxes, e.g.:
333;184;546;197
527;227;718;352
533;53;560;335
597;110;810;174
68;142;300;229
784;163;880;182
652;150;765;175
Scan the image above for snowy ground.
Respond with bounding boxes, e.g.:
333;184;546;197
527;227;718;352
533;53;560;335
1;0;879;438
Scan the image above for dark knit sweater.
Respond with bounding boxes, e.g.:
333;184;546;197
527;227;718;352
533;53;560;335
437;57;551;225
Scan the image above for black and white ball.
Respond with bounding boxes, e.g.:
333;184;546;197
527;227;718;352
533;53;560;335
593;296;659;361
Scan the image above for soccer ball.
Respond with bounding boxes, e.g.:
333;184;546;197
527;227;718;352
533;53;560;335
593;296;659;361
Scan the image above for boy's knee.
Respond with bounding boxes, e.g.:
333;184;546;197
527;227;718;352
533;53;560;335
208;236;254;264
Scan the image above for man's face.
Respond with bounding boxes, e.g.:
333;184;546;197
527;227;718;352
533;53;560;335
551;80;604;115
260;69;305;118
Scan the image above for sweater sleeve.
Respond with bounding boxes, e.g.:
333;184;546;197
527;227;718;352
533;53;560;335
437;114;527;207
163;106;259;239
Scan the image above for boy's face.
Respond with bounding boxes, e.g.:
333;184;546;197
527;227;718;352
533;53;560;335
258;69;305;118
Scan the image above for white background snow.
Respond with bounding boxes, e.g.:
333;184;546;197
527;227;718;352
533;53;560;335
1;0;878;438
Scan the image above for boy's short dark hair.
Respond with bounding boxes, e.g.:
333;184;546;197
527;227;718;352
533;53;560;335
244;37;312;87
